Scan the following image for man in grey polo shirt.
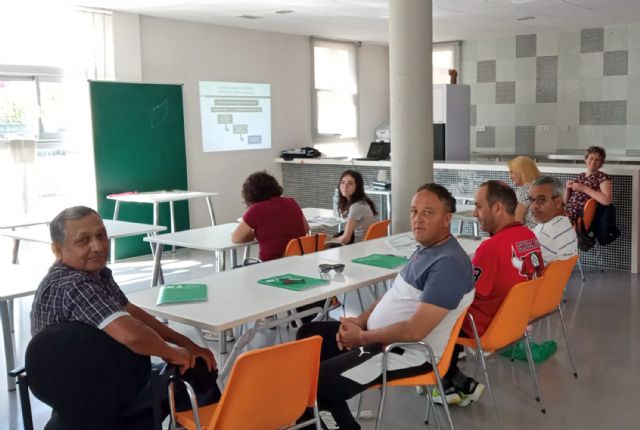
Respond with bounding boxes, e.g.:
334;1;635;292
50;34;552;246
31;206;220;415
297;184;475;430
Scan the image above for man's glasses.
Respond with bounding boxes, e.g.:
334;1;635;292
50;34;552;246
318;264;345;275
527;195;559;206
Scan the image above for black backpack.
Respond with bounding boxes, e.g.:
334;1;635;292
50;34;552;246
592;204;621;246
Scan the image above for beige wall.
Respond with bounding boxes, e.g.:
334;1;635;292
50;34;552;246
112;13;390;227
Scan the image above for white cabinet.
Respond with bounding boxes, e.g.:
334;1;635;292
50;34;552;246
432;84;470;161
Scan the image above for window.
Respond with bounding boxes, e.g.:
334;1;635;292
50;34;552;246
312;38;359;143
433;42;460;84
0;74;65;142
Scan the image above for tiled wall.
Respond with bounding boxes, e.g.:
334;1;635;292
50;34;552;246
281;163;632;271
435;167;631;270
462;23;640;155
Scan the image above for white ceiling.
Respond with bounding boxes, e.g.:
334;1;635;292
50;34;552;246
73;0;640;44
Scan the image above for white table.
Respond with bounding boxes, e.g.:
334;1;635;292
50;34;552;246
302;207;342;229
143;223;257;286
107;190;218;254
452;204;481;237
1;220;166;264
128;254;395;377
1;264;48;390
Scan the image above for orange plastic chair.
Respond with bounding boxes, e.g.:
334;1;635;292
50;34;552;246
366;308;469;430
364;219;391;241
283;233;327;257
530;255;579;379
172;336;323;430
457;277;543;422
573;198;598;281
581;198;598;232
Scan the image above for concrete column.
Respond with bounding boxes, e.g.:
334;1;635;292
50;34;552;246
389;0;433;234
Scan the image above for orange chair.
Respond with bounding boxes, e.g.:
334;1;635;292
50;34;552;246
530;255;579;379
368;308;469;430
283;233;327;257
457;277;543;422
171;336;323;430
364;219;391;241
574;198;598;281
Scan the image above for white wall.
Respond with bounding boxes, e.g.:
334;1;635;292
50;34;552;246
359;44;390;153
112;14;390;227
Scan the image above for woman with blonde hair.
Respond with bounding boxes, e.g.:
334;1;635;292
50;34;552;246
508;156;541;228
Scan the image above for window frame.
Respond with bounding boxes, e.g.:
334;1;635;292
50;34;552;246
0;66;64;143
432;41;461;84
311;37;360;144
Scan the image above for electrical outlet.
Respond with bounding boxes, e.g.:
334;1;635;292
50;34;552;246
475;125;485;132
537;125;550;132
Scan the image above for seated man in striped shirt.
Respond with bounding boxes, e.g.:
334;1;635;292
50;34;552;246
529;176;578;264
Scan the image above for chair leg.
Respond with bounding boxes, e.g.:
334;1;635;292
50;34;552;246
313;401;323;430
355;392;363;421
375;384;387;430
433;373;455;430
475;348;500;430
557;305;579;378
425;388;442;429
356;289;365;312
577;258;585;282
16;374;34;430
522;334;546;414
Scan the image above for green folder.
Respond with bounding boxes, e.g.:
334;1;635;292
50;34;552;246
156;283;208;305
352;254;408;269
258;274;329;291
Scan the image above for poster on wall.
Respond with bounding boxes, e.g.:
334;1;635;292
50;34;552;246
199;81;271;152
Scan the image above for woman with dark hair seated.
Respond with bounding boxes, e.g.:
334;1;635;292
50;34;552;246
564;146;612;224
232;170;309;261
334;170;378;244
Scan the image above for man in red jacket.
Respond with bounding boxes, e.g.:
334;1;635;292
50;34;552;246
435;180;544;407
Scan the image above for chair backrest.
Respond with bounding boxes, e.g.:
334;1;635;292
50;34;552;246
435;308;468;376
364;219;391;241
26;322;151;430
531;255;578;320
478;277;543;351
582;199;598;231
283;233;327;256
207;336;322;430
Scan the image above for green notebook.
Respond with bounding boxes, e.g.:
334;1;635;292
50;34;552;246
258;274;329;291
156;283;208;305
352;253;409;269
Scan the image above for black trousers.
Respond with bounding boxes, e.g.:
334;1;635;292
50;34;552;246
297;321;431;430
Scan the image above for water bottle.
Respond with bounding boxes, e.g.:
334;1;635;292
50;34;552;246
332;188;340;218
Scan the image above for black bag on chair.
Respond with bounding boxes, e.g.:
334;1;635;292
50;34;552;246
592;204;621;246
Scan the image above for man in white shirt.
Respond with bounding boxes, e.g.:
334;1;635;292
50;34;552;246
529;176;578;264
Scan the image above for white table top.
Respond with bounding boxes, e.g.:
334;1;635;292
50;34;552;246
1;264;48;300
365;187;391;196
128;254;395;332
106;190;218;204
0;219;166;244
302;207;342;228
0;217;50;230
143;223;256;252
452;204;477;220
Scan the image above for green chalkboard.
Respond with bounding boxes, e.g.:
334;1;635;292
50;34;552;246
90;81;190;259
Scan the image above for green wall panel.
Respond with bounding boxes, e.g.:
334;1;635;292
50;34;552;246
90;81;189;259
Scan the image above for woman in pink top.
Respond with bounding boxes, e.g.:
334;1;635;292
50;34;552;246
232;171;309;261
